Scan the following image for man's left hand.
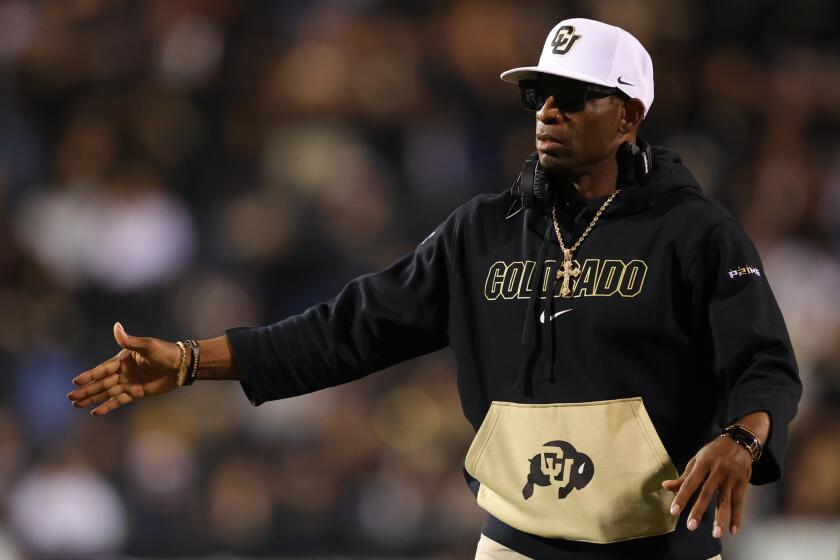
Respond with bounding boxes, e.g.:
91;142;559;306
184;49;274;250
661;411;770;538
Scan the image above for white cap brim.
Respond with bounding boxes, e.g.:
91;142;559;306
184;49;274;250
500;66;616;88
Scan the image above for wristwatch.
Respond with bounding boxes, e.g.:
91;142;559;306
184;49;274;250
720;424;762;463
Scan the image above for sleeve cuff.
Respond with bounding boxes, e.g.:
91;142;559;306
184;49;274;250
727;401;787;485
226;326;270;406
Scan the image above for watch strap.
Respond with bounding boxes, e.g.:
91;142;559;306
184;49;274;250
720;424;762;463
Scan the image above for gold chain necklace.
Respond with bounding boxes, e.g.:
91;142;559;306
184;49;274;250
551;189;621;298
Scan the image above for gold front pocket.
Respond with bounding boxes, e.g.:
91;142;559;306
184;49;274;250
464;397;679;543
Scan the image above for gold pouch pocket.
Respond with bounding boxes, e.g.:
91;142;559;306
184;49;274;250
464;397;679;543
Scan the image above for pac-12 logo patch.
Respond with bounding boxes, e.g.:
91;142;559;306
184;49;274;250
551;25;582;55
522;440;594;500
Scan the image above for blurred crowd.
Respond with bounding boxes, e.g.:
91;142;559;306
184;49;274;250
0;0;838;558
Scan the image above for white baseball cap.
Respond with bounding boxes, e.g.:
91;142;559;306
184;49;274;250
500;18;654;118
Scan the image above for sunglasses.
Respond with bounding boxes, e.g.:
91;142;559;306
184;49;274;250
518;75;629;113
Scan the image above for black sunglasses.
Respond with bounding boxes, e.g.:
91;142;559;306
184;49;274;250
518;75;629;113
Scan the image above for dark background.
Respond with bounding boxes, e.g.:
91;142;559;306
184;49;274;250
0;0;838;558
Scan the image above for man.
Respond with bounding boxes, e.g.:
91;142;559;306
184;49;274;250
68;18;801;560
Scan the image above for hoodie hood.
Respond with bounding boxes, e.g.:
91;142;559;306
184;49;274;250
512;145;703;396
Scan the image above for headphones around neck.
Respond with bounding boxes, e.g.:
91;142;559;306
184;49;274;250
506;136;654;218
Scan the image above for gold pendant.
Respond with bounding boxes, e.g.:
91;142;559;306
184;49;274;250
556;249;581;298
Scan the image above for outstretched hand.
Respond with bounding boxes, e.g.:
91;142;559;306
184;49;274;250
67;322;182;416
661;435;753;539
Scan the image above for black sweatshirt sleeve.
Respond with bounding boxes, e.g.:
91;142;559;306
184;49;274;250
695;218;802;485
225;205;463;406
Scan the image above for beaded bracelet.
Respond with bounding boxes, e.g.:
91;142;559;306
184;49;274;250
184;339;200;386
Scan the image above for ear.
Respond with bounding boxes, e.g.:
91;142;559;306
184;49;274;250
617;98;645;137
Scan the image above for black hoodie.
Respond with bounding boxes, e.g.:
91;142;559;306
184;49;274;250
226;146;802;560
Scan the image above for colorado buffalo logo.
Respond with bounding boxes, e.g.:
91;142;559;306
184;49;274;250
522;440;594;500
551;25;581;55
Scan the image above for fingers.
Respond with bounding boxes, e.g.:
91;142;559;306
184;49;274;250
113;322;151;352
69;356;121;397
91;391;135;416
686;468;723;531
77;368;119;397
68;350;136;409
663;456;695;494
68;374;122;408
73;348;130;386
712;480;734;539
666;458;706;515
71;352;119;386
730;479;747;535
69;328;149;416
667;439;753;537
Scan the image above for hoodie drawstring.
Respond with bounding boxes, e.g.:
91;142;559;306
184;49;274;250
543;254;561;384
508;147;691;396
513;221;555;396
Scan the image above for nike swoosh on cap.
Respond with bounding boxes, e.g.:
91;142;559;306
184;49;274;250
617;76;634;86
539;309;573;323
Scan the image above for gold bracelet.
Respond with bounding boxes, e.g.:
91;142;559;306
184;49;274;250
175;341;189;387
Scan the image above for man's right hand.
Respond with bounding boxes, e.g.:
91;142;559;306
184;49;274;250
67;322;182;416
